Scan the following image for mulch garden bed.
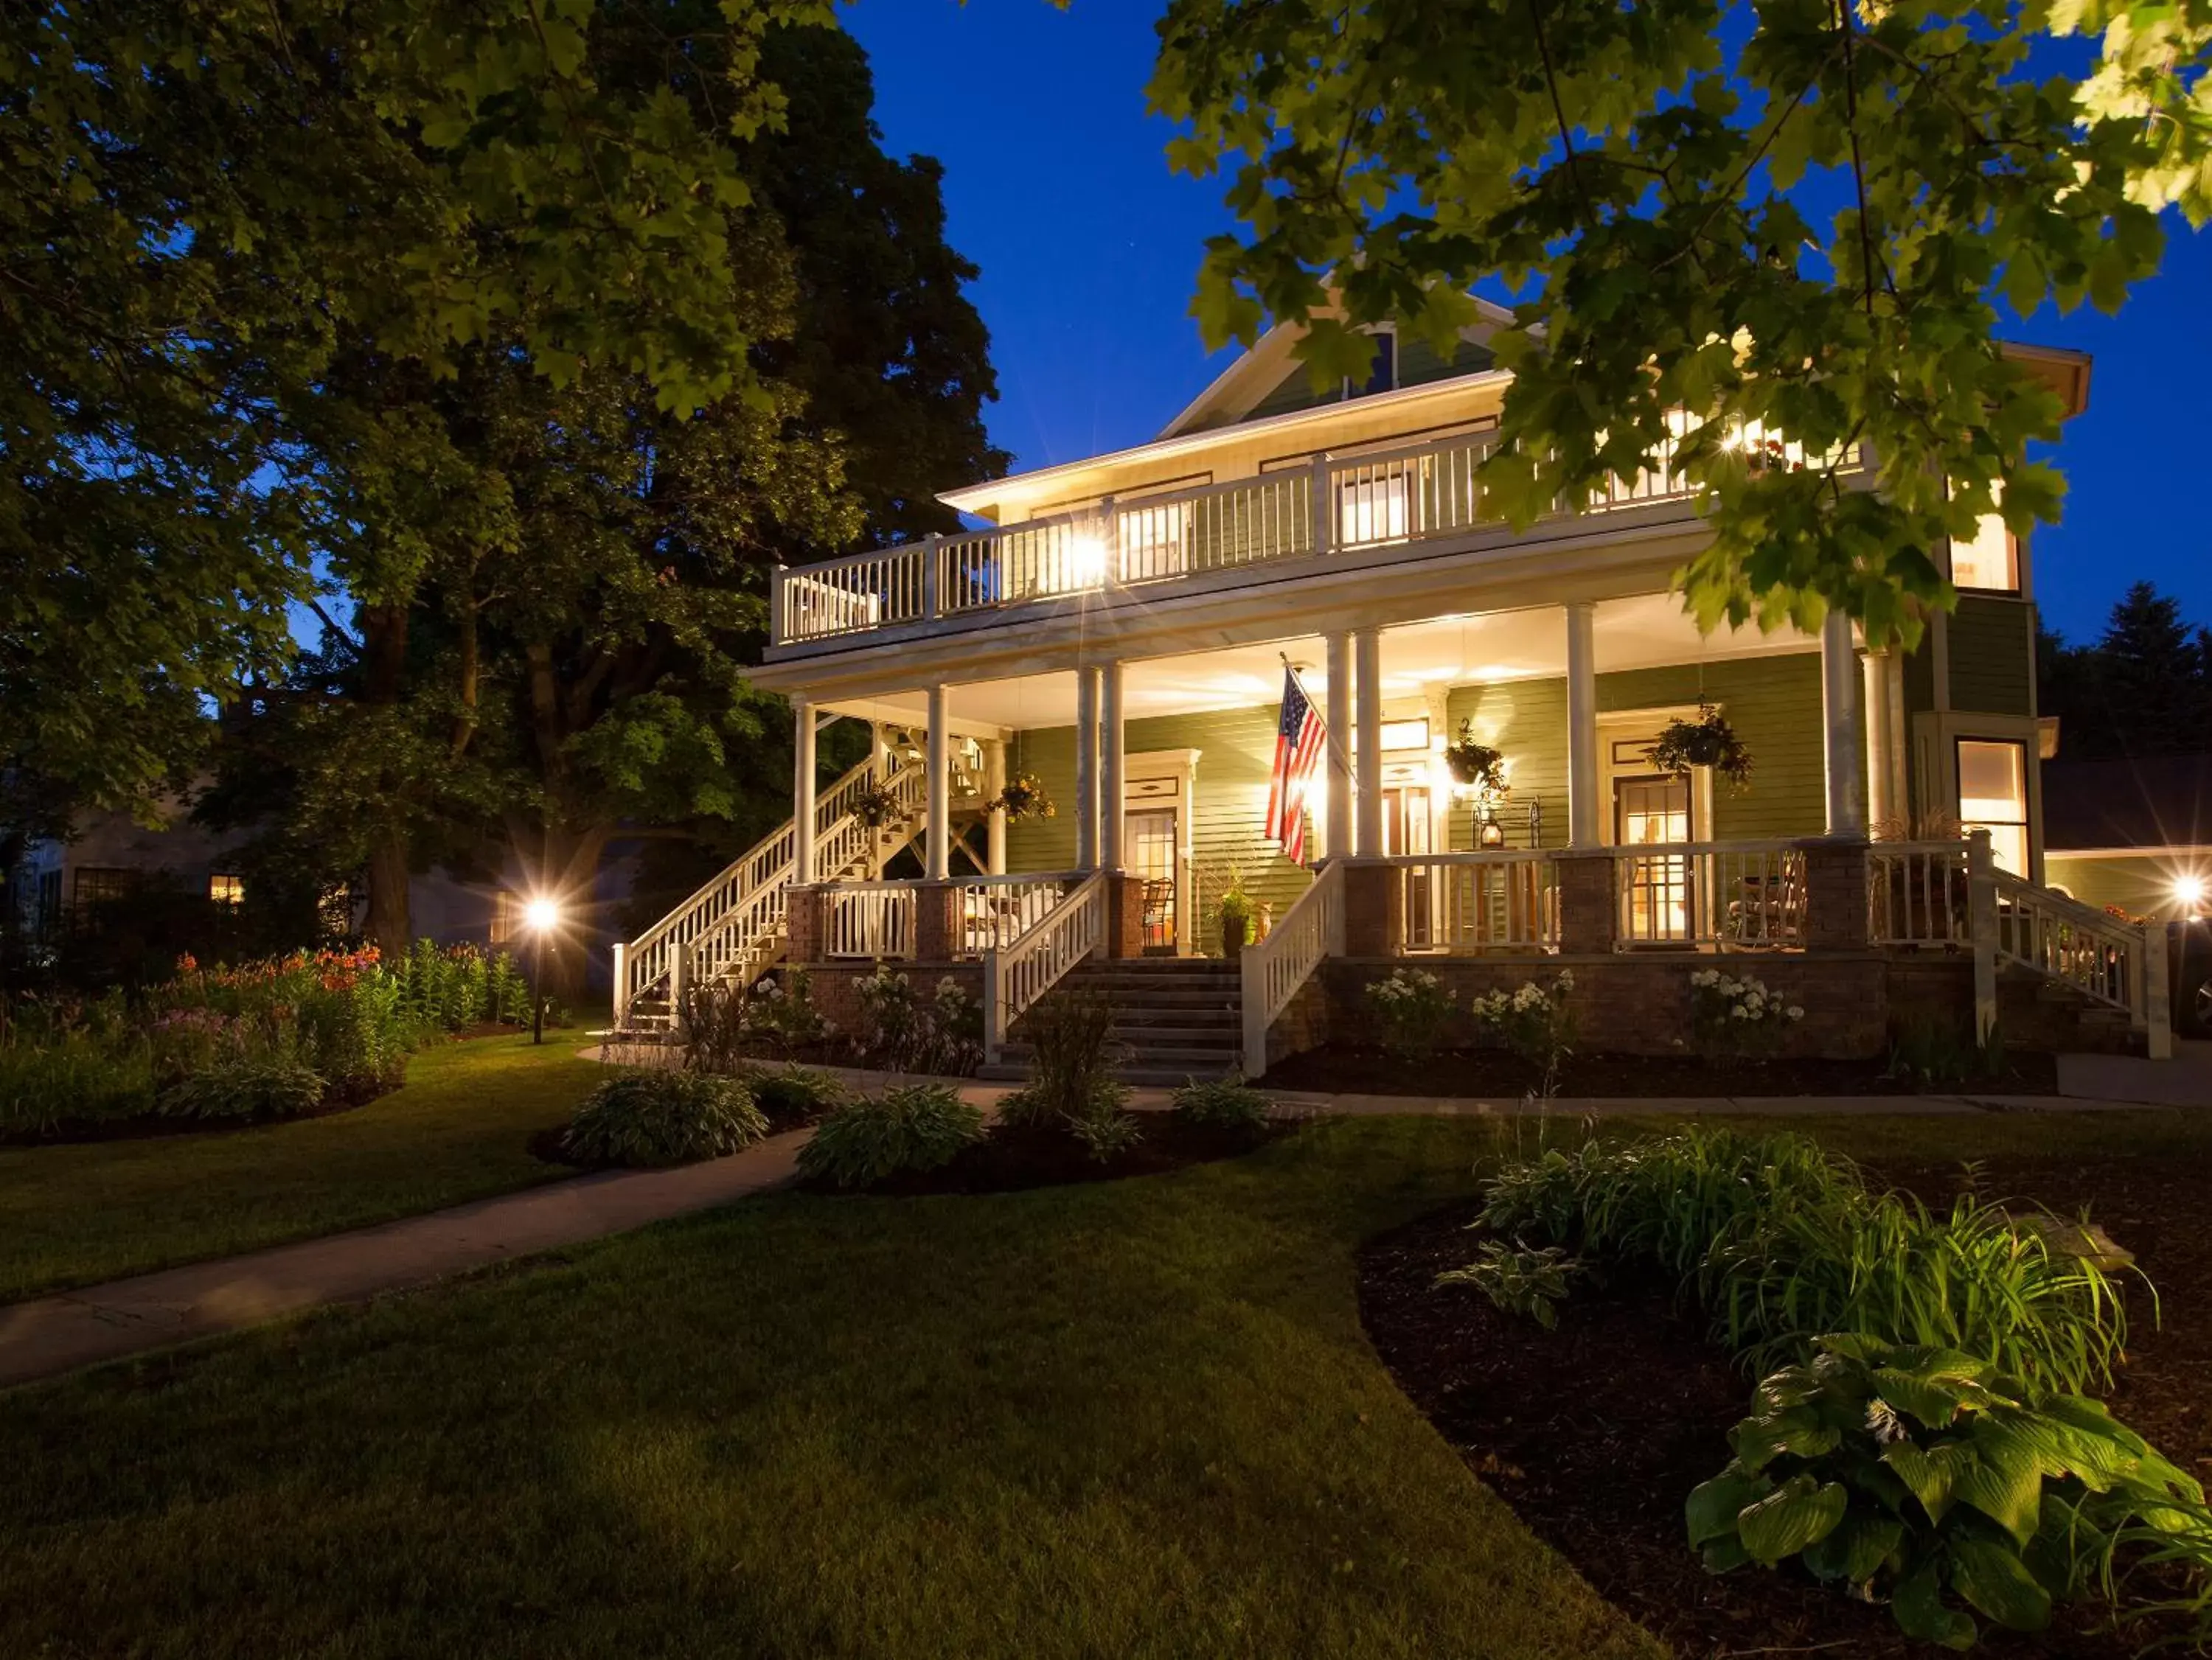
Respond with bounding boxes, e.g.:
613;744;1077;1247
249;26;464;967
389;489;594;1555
1266;1045;2060;1098
801;1113;1292;1198
1359;1150;2212;1659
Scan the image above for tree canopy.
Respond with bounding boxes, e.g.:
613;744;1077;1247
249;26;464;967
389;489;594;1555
3;0;832;816
1149;0;2206;648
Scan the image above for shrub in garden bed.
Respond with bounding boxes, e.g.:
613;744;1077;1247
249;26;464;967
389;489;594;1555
795;1084;984;1189
560;1071;768;1168
740;1064;846;1128
1169;1078;1273;1132
155;1050;325;1121
999;990;1140;1162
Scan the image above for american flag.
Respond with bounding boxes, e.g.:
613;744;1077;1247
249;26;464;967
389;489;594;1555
1265;663;1327;864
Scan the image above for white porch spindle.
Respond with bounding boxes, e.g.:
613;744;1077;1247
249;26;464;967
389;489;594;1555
1565;603;1599;848
1101;661;1126;869
1821;610;1866;837
793;696;818;885
1075;665;1101;870
1325;632;1352;859
1354;629;1383;856
926;685;951;881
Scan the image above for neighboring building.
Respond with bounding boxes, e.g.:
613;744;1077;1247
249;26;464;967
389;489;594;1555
582;304;2156;1067
2042;755;2212;922
5;795;257;941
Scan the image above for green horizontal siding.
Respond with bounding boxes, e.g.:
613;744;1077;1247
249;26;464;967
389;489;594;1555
1397;333;1494;388
1006;705;1312;949
1947;597;2034;716
1444;653;1830;848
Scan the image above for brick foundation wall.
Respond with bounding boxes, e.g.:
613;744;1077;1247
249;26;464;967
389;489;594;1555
1310;953;1894;1060
1264;972;1335;1070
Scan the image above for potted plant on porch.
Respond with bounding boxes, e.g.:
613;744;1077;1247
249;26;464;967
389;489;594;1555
990;772;1056;822
1648;705;1753;789
1215;881;1258;961
852;781;905;829
1441;722;1509;795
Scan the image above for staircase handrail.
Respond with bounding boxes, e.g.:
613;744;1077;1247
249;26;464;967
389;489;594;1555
982;871;1106;1064
1239;863;1343;1078
1990;869;2147;1018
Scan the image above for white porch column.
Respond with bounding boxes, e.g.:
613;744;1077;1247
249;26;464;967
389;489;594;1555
1862;648;1897;831
1075;664;1100;871
1354;628;1383;856
1325;631;1352;859
984;739;1008;875
1821;610;1866;837
1101;660;1126;870
1565;603;1600;848
792;695;818;883
926;684;951;880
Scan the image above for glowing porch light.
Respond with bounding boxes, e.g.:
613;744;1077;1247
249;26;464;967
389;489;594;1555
2174;874;2207;916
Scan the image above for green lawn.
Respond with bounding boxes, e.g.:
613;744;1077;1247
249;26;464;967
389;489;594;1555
0;1035;602;1302
4;1103;2206;1657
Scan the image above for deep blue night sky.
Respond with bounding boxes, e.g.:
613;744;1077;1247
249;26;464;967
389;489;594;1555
839;0;2212;644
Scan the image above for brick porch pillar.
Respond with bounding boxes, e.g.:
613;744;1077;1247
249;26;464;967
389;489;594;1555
1555;851;1619;955
1341;862;1402;957
1105;872;1147;959
914;881;964;962
785;885;825;965
1797;836;1871;952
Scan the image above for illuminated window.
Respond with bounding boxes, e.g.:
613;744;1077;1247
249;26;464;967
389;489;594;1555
1378;717;1430;752
208;873;245;906
1951;513;2017;592
491;892;519;945
1957;739;2030;876
72;868;134;907
1338;472;1409;545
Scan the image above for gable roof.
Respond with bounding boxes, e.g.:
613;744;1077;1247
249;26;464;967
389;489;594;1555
1158;294;1520;440
2042;755;2212;851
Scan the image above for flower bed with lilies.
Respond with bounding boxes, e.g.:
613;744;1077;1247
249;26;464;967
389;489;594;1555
0;941;532;1142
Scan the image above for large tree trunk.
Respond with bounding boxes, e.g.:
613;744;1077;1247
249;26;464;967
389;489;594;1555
365;834;411;962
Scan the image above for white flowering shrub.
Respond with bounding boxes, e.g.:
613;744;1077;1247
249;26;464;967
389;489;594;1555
1688;968;1805;1059
1363;967;1455;1060
853;966;981;1075
1470;969;1576;1075
740;969;832;1056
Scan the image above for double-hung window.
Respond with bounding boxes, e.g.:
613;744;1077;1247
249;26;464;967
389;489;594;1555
1957;739;2030;876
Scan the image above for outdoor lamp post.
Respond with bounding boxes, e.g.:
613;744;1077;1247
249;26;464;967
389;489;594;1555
524;896;559;1045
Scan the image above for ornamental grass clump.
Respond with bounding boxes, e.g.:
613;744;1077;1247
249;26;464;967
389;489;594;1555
1000;990;1129;1131
1476;1129;2139;1397
796;1083;984;1189
560;1070;768;1168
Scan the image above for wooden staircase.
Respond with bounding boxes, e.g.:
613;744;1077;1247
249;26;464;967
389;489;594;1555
978;958;1243;1087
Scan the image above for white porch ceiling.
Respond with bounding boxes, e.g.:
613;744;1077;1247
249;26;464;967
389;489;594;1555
824;593;1818;732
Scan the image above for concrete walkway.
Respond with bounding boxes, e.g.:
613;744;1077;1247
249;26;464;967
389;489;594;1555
0;1127;810;1390
10;1050;2208;1392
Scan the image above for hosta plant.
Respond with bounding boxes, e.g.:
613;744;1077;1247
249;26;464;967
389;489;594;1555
561;1070;768;1168
1066;1106;1144;1164
1169;1077;1272;1131
740;1064;846;1128
1688;1335;2205;1650
156;1051;326;1120
796;1084;984;1189
1436;1241;1582;1331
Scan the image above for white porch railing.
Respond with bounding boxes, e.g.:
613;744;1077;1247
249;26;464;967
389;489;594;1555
1397;851;1560;952
1868;840;1972;946
824;884;917;960
1992;871;2142;1014
1239;862;1343;1076
773;420;1868;646
958;873;1076;955
983;871;1106;1064
616;756;890;1023
1614;840;1806;949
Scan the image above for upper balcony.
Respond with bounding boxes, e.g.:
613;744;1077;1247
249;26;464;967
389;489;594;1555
767;419;1857;660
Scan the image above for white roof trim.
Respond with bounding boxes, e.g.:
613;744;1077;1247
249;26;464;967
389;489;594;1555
937;367;1513;516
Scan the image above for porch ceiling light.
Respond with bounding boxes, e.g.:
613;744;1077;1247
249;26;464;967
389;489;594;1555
1068;532;1110;589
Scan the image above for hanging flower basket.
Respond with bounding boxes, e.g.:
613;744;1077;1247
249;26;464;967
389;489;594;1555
991;773;1056;822
852;783;905;829
1442;722;1509;794
1649;705;1754;789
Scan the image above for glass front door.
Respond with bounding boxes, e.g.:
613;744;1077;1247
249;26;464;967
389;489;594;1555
1125;807;1178;954
1382;784;1434;948
1616;775;1693;942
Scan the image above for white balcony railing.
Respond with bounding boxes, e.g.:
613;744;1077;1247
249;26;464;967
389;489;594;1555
772;421;1866;646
